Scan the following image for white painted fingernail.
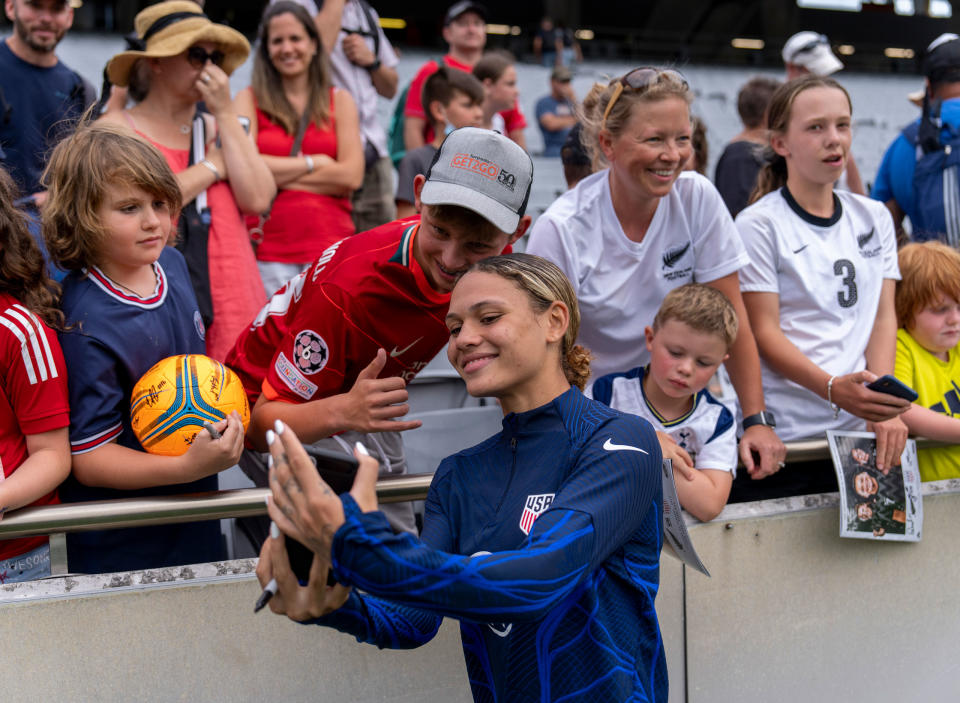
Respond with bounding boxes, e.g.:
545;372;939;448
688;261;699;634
355;441;370;456
265;429;276;446
264;495;270;507
267;454;273;469
274;419;285;435
270;521;280;540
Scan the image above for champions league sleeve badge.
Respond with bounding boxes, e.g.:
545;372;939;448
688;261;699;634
292;329;329;375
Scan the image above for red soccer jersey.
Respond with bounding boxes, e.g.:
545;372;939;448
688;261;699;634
404;55;527;145
0;294;70;561
226;218;452;407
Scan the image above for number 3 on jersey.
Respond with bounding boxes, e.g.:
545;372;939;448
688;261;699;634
834;258;858;308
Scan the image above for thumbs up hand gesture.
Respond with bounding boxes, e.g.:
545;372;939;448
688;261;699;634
340;349;423;433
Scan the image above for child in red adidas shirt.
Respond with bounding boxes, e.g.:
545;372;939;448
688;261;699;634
0;166;71;583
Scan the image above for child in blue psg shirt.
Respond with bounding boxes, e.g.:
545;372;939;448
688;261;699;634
42;124;244;574
259;253;668;703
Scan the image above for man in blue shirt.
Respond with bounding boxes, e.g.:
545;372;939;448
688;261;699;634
0;0;92;201
0;0;92;278
873;33;960;242
535;66;577;158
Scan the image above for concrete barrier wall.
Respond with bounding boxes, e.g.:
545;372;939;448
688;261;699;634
3;480;959;701
0;563;472;702
679;479;960;703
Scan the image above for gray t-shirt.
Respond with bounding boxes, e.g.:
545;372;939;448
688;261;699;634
396;144;438;204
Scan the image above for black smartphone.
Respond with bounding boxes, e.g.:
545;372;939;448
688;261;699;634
865;374;919;403
285;446;359;584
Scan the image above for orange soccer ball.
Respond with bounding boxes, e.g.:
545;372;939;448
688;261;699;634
130;354;250;456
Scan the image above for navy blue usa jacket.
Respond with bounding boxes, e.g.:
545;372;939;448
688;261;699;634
317;386;667;702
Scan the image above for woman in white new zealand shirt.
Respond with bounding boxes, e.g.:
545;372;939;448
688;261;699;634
527;67;785;481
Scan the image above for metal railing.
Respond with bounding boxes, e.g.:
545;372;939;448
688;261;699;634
0;474;433;540
0;437;944;540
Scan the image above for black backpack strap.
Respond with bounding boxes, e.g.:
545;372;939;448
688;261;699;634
357;0;381;58
913;95;944;154
175;110;215;327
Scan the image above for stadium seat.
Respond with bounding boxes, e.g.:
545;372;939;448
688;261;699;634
407;345;484;413
402;405;504;531
402;405;504;475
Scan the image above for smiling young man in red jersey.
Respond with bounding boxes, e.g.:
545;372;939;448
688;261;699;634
226;127;532;535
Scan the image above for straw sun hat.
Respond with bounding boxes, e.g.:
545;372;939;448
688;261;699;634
106;1;250;87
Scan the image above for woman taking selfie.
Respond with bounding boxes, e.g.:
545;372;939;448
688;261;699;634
257;253;668;703
236;2;363;297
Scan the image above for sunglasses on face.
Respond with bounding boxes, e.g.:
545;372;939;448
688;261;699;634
186;46;225;69
601;67;689;130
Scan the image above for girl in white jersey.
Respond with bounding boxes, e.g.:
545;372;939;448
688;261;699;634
526;67;786;481
735;75;910;500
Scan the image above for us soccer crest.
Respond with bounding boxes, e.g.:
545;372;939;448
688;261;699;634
293;329;329;375
519;493;554;535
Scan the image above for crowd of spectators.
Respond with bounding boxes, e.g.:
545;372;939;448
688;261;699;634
4;1;960;698
0;0;958;593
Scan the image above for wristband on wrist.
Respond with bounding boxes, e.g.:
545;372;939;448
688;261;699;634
364;59;381;72
304;154;315;173
827;375;840;419
200;158;221;182
742;411;776;430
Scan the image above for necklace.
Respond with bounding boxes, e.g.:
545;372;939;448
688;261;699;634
111;277;148;298
102;265;157;299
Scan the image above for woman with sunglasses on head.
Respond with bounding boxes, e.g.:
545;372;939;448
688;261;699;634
733;76;909;501
235;2;363;299
527;67;786;483
99;1;273;361
257;253;668;702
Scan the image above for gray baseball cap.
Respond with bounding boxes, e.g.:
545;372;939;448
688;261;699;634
421;127;533;234
444;1;487;25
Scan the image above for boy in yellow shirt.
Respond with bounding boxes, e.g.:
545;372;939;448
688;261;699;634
894;241;960;480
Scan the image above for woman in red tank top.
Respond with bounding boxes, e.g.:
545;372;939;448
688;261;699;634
235;1;364;299
98;1;273;362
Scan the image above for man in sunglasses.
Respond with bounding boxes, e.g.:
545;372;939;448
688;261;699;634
0;0;93;271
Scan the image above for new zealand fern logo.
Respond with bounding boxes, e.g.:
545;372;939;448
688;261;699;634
857;228;876;249
662;242;691;268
